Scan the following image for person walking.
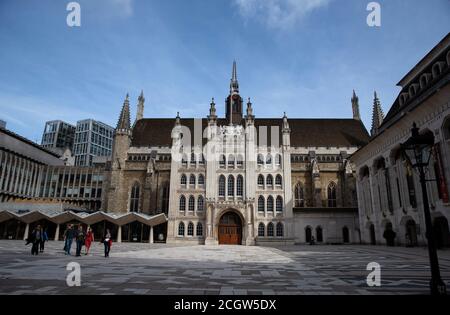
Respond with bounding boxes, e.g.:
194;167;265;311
39;227;48;253
64;224;74;255
31;225;41;255
85;228;94;255
75;225;85;257
103;229;112;258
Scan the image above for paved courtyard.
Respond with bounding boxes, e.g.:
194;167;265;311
0;240;449;295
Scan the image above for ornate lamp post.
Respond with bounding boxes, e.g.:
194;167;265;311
401;123;447;295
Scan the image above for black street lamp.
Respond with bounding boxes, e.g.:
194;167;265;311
401;122;447;295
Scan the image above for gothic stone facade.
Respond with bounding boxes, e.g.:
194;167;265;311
104;63;369;245
352;34;450;248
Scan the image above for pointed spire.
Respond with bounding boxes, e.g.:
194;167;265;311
175;112;181;126
136;90;145;122
116;93;131;131
351;90;361;120
246;98;253;116
371;91;384;137
230;60;239;94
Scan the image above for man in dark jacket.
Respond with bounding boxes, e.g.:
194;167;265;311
30;225;42;255
64;225;75;255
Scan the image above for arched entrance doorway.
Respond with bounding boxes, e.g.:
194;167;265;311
405;219;418;247
433;217;450;249
218;211;242;245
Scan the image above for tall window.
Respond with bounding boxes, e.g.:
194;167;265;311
199;154;205;165
228;155;235;168
257;154;264;165
198;174;205;186
188;196;195;211
405;166;417;208
258;196;265;212
180;174;187;186
294;183;305;207
218;175;225;197
267;196;274;212
219;155;226;168
275;175;282;188
258;223;265;237
276;196;283;212
178;222;185;236
275;154;282;166
327;182;337;207
190;153;196;166
189;174;196;187
196;223;203;236
130;183;140;212
266;154;272;165
237;175;244;197
276;223;283;237
179;195;186;211
161;184;170;213
228;175;235;196
258;175;264;188
266;175;274;189
197;196;204;211
267;222;274;237
237;155;244;168
187;222;194;236
182;155;188;167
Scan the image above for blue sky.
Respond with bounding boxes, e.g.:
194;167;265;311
0;0;449;143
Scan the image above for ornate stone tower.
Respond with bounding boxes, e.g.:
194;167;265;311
225;61;243;125
351;90;361;121
107;94;132;213
370;91;384;137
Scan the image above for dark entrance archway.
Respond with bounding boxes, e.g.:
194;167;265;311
218;211;242;245
405;219;418;247
433;217;450;249
369;224;376;245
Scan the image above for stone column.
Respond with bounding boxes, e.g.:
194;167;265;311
149;226;154;244
117;226;122;243
23;223;29;241
55;224;60;241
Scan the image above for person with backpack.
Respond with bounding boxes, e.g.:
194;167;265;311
64;224;74;255
75;225;85;257
39;227;48;253
30;225;41;255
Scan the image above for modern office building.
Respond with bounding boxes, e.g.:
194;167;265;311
73;119;114;167
41;120;76;155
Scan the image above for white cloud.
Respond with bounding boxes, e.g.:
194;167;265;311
233;0;332;30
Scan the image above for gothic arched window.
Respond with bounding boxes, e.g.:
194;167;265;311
218;175;225;197
228;155;235;168
275;175;282;188
266;175;274;189
196;223;203;236
327;182;337;207
275;154;282;166
267;196;274;212
257;154;264;165
188;195;195;211
187;222;194;236
237;175;244;197
237;155;244;168
316;226;323;242
178;222;185;236
179;195;186;211
257;175;264;188
197;196;204;211
295;183;305;207
180;174;187;186
276;223;284;237
258;223;265;237
276;196;283;212
190;153;196;166
267;222;274;237
219;154;226;168
198;174;205;186
228;175;235;196
129;183;140;212
258;196;265;212
189;174;196;187
266;154;272;165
